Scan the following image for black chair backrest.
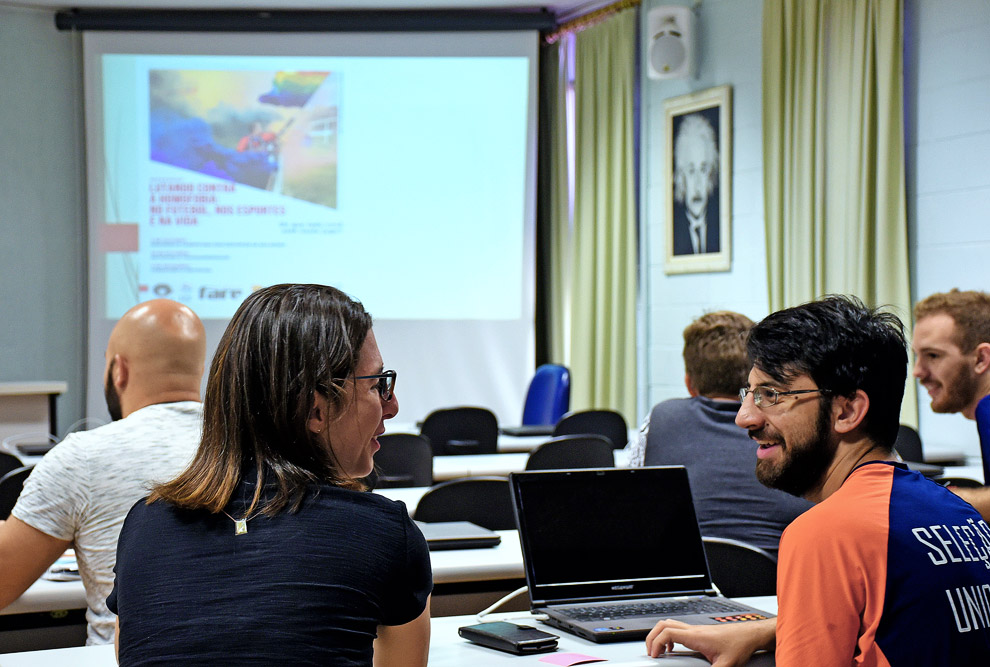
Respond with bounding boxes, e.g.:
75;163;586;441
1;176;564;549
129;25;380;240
369;433;433;489
0;465;34;520
552;409;628;449
0;451;23;479
412;476;516;531
893;423;924;463
420;407;499;456
525;434;615;471
702;536;777;598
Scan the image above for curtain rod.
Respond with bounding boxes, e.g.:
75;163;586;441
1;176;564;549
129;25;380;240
54;9;557;32
544;0;640;44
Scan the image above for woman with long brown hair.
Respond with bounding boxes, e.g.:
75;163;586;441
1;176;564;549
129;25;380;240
109;284;431;666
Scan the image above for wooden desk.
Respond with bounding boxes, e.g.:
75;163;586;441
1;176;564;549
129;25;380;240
0;598;778;666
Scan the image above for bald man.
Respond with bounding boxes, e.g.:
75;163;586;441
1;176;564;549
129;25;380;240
0;299;205;644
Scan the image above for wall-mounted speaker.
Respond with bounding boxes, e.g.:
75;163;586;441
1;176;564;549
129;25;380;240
647;6;696;80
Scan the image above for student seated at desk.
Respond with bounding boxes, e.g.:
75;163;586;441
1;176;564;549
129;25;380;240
646;297;990;666
0;298;205;645
109;284;432;666
627;310;810;557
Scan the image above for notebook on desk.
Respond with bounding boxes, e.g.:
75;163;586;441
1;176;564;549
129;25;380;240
509;467;774;643
415;521;502;551
903;460;944;478
499;425;555;437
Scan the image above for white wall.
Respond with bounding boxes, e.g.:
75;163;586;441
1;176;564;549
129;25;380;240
639;0;990;463
639;0;768;424
906;0;990;459
0;7;86;434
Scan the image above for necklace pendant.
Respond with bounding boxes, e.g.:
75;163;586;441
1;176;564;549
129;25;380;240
234;518;248;535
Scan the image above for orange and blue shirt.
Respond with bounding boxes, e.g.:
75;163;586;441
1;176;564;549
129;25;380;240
776;461;990;666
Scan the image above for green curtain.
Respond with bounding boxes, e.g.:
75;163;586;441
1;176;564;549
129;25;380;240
763;0;916;426
567;8;639;422
543;39;573;370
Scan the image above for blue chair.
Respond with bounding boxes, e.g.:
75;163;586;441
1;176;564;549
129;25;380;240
976;394;990;486
522;364;570;426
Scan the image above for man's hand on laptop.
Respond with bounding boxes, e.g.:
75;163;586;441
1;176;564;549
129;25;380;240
645;617;776;667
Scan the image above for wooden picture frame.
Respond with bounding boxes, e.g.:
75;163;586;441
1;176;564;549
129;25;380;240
663;85;732;274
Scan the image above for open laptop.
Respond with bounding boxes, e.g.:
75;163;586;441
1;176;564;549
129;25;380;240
509;467;775;643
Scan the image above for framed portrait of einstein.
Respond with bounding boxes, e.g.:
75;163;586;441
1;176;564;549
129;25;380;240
663;85;732;274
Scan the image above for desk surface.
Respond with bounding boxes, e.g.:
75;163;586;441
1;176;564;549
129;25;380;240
2;577;87;617
9;463;979;619
0;382;67;396
385;424;639;455
5;529;523;616
0;599;777;666
432;448;629;481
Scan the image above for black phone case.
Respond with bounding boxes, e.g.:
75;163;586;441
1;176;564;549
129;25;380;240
458;621;559;655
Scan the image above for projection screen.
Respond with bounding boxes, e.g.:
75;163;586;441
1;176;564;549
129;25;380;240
83;30;538;428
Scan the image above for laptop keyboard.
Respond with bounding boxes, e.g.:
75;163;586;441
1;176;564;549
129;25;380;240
561;598;744;621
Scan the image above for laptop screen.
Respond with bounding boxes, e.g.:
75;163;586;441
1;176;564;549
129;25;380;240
510;467;713;606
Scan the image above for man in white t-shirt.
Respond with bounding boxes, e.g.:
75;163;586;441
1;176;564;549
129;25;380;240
0;299;205;644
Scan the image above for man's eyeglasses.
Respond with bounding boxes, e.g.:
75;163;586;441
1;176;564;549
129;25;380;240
739;386;831;408
353;370;397;401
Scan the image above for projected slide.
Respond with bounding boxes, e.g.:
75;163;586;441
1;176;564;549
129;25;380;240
100;53;529;320
150;70;338;203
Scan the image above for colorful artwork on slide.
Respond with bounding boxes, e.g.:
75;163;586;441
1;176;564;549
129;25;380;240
148;70;340;208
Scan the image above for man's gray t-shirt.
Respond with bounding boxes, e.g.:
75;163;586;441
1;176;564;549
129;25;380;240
12;401;201;644
635;396;811;556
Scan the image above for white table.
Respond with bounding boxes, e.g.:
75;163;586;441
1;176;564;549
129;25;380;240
432;452;529;480
1;578;87;617
940;464;984;484
384;424;640;455
0;382;66;450
430;531;523;585
0;598;778;666
431;448;629;481
5;530;524;620
428;600;778;666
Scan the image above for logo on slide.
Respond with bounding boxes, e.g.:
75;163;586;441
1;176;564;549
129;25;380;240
199;286;243;300
153;283;172;297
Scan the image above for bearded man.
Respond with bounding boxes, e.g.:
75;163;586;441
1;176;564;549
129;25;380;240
645;295;990;666
912;289;990;519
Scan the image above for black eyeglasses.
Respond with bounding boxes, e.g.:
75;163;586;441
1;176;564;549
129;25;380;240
739;386;831;408
353;370;397;401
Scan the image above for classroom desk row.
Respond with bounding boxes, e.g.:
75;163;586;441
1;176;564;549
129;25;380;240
0;598;780;666
4;529;524;617
4;463;981;654
383;424;641;455
8;462;980;620
432;447;630;481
